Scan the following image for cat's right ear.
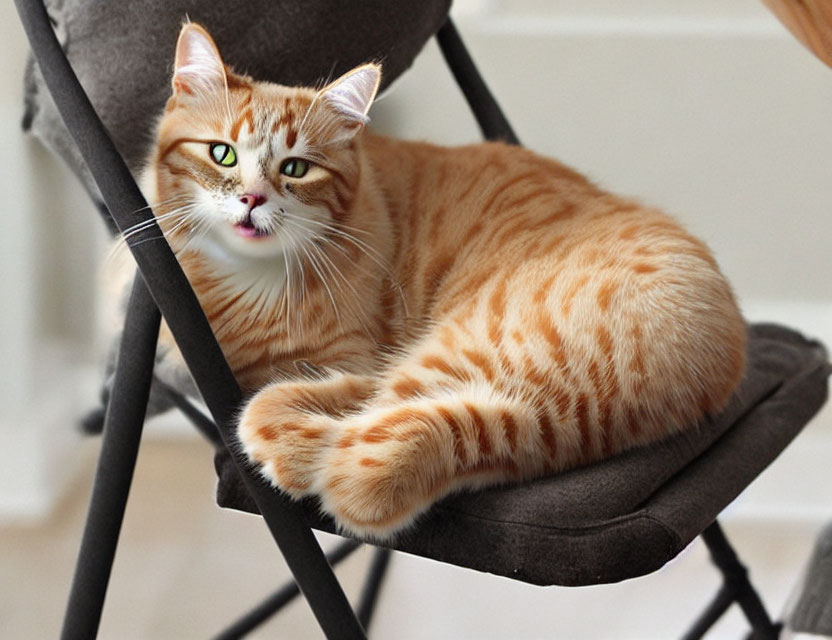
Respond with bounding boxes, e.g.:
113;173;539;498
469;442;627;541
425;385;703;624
172;23;227;97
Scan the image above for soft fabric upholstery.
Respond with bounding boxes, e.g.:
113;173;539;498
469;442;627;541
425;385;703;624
216;323;831;586
23;0;451;200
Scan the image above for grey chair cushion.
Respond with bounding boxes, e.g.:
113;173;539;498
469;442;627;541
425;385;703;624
216;323;831;586
23;0;450;201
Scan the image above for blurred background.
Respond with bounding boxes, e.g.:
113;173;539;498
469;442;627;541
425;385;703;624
1;0;830;638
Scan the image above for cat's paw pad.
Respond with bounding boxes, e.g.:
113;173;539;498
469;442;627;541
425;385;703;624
237;389;333;498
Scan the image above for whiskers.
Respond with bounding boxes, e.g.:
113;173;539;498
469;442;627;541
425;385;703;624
278;212;405;341
281;211;390;278
105;196;207;265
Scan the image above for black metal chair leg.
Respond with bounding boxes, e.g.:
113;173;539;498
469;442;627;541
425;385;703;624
60;276;161;640
215;544;391;639
436;18;520;145
702;522;781;639
213;540;364;640
682;520;781;640
356;548;392;632
680;584;735;640
154;378;223;447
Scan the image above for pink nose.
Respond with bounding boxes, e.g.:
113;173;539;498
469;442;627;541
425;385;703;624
240;193;267;210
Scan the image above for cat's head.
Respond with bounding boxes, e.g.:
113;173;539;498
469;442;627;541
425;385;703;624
147;23;381;261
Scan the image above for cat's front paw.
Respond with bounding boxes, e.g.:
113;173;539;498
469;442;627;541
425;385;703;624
316;406;458;539
237;385;335;498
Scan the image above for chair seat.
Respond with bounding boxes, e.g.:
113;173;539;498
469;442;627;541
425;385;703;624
215;323;830;586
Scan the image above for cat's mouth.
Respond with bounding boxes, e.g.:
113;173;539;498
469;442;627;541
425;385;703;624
233;213;271;239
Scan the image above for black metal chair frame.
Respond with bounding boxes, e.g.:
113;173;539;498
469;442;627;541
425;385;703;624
15;0;786;637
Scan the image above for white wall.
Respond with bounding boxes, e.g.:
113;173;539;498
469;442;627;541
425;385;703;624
0;4;103;522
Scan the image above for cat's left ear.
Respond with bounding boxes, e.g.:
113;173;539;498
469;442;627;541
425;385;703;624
172;23;227;97
317;63;381;129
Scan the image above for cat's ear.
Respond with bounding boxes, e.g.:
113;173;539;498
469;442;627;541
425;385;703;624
317;63;381;128
172;23;227;96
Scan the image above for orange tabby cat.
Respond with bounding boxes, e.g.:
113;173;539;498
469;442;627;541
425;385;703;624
126;23;746;538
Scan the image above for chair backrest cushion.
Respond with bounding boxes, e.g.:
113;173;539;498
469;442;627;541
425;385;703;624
23;0;451;201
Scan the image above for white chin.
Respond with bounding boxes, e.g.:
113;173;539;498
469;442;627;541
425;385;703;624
209;225;287;260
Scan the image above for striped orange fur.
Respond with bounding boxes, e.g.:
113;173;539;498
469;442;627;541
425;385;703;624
116;24;747;538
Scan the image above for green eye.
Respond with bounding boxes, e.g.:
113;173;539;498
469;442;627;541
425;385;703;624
280;158;310;178
209;143;237;167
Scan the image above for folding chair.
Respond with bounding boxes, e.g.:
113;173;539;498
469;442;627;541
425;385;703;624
16;0;831;638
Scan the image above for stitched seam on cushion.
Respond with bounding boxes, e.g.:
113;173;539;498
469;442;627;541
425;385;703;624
453;510;681;584
433;502;681;547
